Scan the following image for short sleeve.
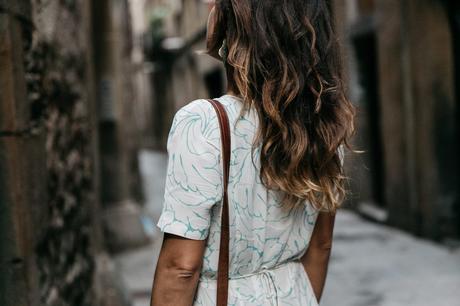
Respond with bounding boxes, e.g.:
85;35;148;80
157;100;223;240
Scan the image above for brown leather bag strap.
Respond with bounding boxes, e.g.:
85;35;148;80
206;99;230;306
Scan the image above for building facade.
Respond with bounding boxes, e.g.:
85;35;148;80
0;0;147;305
143;0;459;240
143;0;224;148
334;0;459;240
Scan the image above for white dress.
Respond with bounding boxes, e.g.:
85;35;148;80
157;95;320;306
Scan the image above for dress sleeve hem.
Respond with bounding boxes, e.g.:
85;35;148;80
156;217;209;241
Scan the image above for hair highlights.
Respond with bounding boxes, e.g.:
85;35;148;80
208;0;356;211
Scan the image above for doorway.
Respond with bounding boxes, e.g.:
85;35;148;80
352;29;386;210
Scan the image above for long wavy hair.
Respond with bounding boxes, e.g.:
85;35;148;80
207;0;356;211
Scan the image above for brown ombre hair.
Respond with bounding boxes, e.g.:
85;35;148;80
207;0;356;211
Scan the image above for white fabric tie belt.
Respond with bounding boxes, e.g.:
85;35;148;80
225;260;298;306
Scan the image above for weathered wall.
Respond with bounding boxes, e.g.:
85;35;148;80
336;0;459;239
28;0;100;305
445;1;460;237
374;0;415;231
0;0;103;305
375;0;457;238
403;0;456;238
0;2;42;305
1;0;148;305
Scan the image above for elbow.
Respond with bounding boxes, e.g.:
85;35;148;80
169;261;202;279
317;242;332;253
302;241;332;264
151;259;202;306
154;235;205;283
161;257;203;281
308;239;333;253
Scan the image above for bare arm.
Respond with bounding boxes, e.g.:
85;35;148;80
300;211;336;303
150;234;206;306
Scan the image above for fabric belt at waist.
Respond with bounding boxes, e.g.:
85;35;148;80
199;259;301;282
199;260;302;306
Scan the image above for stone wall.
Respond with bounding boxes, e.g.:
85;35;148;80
0;0;103;305
0;3;42;305
1;0;149;305
334;0;459;240
28;1;99;305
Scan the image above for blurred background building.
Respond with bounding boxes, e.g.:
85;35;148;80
1;0;149;305
0;1;458;306
142;0;223;148
334;0;459;242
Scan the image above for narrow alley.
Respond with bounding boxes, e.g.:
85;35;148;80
115;150;460;306
1;1;459;306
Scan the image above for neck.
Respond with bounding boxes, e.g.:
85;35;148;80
226;89;240;97
225;65;241;98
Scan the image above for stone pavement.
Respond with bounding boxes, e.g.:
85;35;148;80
321;212;460;306
115;150;460;306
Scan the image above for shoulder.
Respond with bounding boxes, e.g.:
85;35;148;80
168;99;220;150
173;99;216;123
169;99;217;131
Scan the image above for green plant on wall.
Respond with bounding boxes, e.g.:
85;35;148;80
148;6;170;55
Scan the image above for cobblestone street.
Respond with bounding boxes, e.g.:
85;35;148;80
115;150;460;306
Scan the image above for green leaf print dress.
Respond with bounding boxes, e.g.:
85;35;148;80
157;95;321;306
